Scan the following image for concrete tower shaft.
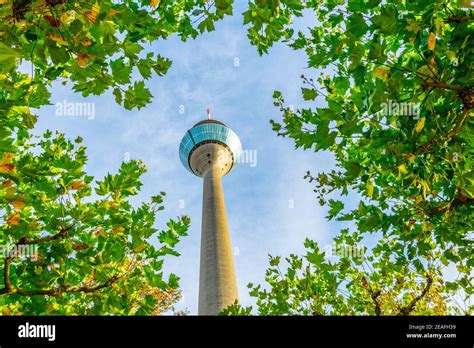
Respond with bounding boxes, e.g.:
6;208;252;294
197;143;238;315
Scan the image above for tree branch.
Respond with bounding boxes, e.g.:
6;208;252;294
370;289;382;316
444;106;470;139
3;257;13;294
446;15;474;23
17;225;73;245
399;274;433;315
419;106;471;153
0;272;126;296
1;225;78;296
1;245;138;296
426;197;474;217
423;80;465;91
362;276;382;315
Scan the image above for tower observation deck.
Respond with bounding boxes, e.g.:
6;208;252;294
179;113;241;315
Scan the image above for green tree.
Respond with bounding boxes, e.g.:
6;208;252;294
0;0;236;314
0;0;233;110
0;128;190;315
223;236;450;315
226;0;472;314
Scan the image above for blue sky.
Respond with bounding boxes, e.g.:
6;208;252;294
32;5;364;314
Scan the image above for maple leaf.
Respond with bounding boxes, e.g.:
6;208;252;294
0;163;15;173
428;32;436;51
47;33;68;46
7;213;20;225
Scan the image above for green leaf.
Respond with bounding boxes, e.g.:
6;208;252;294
347;13;368;37
124;81;152;110
269;255;281;266
327;199;344;220
113;87;123;105
371;6;397;34
48;45;69;65
0;43;21;72
302;87;318;100
168;273;180;289
110;58;132;85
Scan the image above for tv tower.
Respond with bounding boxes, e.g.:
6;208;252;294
179;109;242;315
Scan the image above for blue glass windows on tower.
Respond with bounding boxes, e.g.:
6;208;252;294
179;121;242;175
